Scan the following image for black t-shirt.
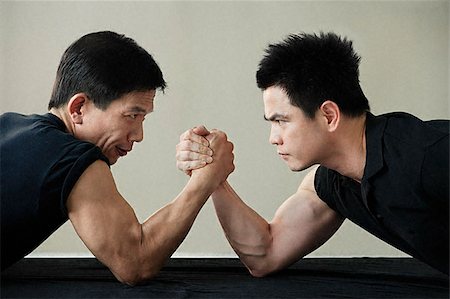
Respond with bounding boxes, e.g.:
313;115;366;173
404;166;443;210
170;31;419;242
314;112;449;274
0;112;109;270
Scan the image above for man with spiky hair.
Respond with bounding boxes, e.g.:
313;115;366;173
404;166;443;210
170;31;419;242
177;32;449;276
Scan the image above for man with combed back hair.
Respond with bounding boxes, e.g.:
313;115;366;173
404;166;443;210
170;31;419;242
1;31;235;285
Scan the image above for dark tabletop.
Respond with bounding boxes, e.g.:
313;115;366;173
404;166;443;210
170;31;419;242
1;257;448;298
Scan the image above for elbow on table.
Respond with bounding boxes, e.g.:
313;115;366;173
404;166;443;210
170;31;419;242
249;269;269;278
245;258;280;278
112;262;160;286
247;265;276;278
235;241;277;278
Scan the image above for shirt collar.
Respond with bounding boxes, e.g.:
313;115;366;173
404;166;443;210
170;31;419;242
45;113;66;129
362;112;387;181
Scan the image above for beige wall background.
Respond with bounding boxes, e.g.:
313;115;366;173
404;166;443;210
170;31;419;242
0;1;448;258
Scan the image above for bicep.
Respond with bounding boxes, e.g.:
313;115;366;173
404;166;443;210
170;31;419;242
66;160;141;268
267;168;344;270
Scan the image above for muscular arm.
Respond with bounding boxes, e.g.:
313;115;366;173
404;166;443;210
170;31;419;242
67;131;233;286
176;127;343;277
212;167;344;277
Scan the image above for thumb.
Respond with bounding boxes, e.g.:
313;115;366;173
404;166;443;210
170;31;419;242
193;125;210;136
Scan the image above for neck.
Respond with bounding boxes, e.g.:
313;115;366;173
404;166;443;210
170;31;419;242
322;114;367;182
49;108;75;135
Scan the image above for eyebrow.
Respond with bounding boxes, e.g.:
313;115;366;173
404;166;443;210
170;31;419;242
264;113;288;122
128;106;151;114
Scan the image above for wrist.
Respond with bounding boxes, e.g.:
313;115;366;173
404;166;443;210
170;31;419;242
214;180;228;192
210;181;231;201
187;173;216;197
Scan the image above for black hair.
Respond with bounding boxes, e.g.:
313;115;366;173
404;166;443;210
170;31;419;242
48;31;166;110
256;32;369;118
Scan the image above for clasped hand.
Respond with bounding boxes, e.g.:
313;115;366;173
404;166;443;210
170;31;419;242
176;126;235;190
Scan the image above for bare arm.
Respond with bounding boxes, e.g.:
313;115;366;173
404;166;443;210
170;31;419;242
176;128;343;276
212;167;344;277
67;131;233;285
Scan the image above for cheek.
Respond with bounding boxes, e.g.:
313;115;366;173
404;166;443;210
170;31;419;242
287;129;304;147
288;129;317;156
104;120;127;138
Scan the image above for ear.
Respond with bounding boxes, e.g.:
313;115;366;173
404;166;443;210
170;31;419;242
67;93;89;124
319;100;340;132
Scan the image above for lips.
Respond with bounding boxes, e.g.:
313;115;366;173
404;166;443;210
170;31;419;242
278;152;289;160
116;147;130;157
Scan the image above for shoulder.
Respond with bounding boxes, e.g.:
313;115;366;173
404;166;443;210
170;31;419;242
372;112;448;171
378;112;448;147
67;160;120;214
1;112;34;130
298;165;342;209
1;112;62;129
72;160;114;190
311;165;353;212
1;113;74;150
298;165;320;192
275;166;339;224
312;165;342;194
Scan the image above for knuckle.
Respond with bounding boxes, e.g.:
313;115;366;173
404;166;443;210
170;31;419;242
180;151;190;161
177;140;189;151
180;130;189;141
188;151;196;160
183;129;193;140
184;140;195;150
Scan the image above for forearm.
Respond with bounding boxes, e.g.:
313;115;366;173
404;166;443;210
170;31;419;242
135;178;212;280
68;161;217;285
142;181;209;265
127;127;234;283
212;181;274;274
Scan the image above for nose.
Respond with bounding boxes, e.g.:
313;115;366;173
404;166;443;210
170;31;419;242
269;125;282;145
129;122;144;143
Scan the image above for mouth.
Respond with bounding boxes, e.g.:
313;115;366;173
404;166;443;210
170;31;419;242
116;147;130;157
278;152;289;160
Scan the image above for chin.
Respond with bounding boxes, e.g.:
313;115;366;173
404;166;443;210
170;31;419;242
287;162;311;172
107;156;118;165
286;164;301;172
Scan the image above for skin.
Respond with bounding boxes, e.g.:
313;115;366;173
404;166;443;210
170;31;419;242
177;85;367;276
51;91;155;165
50;90;234;285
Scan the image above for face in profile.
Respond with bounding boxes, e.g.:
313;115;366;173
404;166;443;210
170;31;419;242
263;86;327;172
75;90;156;164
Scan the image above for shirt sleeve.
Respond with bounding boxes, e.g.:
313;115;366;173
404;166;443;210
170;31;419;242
60;145;110;216
41;143;110;220
314;166;339;211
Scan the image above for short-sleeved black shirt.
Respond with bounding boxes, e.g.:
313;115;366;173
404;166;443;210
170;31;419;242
0;113;109;270
314;112;449;274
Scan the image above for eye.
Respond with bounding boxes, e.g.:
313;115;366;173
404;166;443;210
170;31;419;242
128;114;138;119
